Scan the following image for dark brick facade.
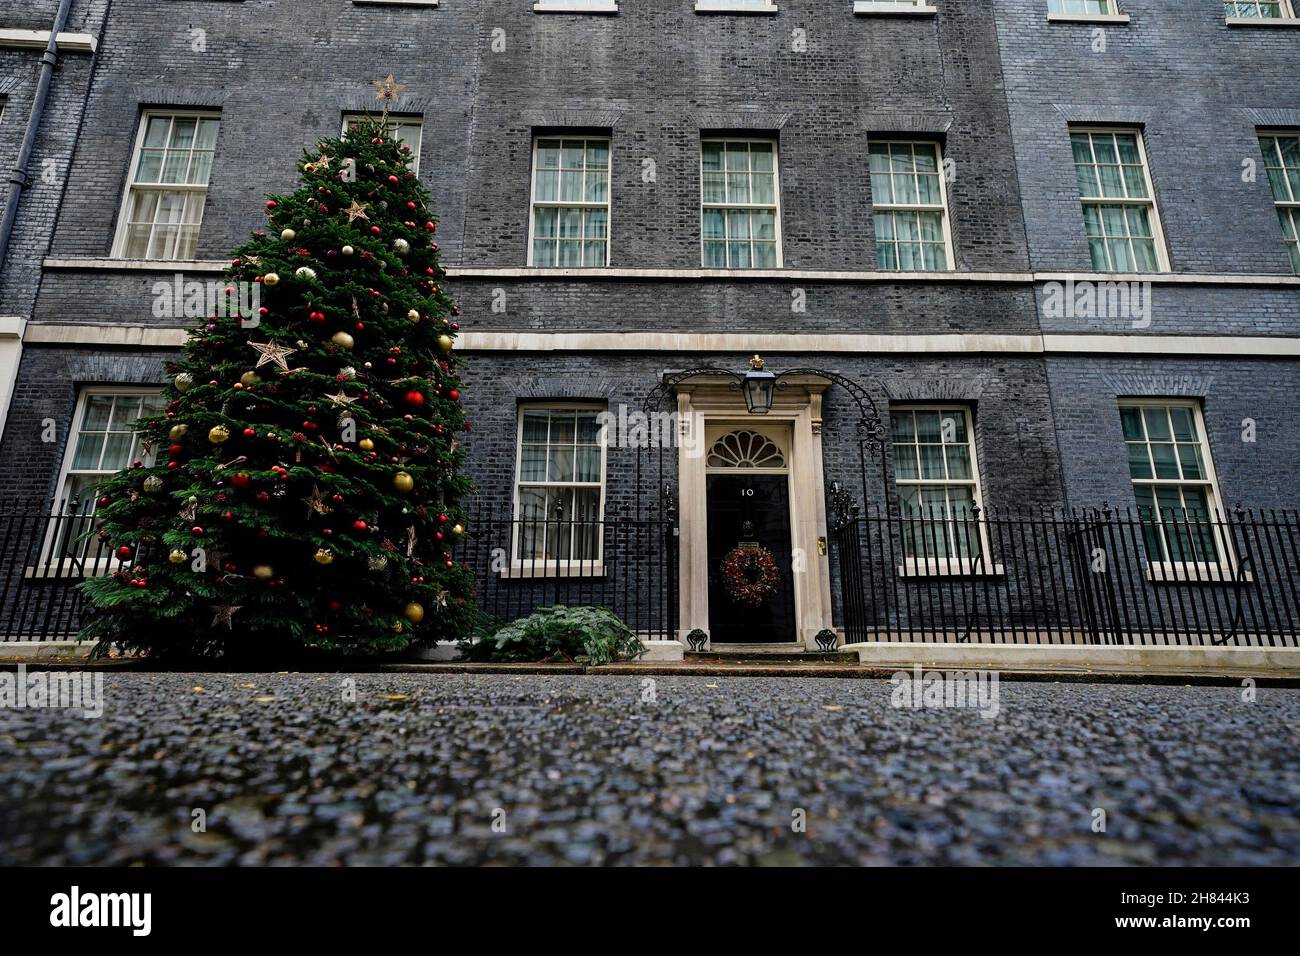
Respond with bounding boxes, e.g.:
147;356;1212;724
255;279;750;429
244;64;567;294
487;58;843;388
0;0;1297;640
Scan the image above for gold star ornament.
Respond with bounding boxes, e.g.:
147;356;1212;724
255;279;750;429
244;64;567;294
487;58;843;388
343;200;370;224
324;390;359;408
249;341;297;371
302;484;333;520
211;604;242;629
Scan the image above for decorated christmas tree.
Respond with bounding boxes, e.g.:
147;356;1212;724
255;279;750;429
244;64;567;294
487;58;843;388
81;79;475;658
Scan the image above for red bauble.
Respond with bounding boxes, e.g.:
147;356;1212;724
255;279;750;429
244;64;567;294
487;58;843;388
352;520;368;532
449;389;460;400
230;471;251;489
98;496;111;507
425;221;435;231
403;390;425;408
116;545;133;559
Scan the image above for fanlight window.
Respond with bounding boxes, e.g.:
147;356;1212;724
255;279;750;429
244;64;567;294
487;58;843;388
707;430;786;469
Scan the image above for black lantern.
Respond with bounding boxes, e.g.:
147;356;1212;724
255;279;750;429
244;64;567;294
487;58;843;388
741;354;777;415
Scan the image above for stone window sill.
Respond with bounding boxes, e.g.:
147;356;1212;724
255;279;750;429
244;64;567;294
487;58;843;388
896;559;1006;578
1225;16;1300;26
1145;563;1252;584
0;28;98;52
24;560;111;581
695;1;778;14
1046;12;1131;24
352;0;438;7
499;563;606;580
854;2;937;16
42;257;226;273
534;1;618;12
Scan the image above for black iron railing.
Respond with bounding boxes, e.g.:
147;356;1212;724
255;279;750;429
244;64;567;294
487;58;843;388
0;503;112;641
459;502;679;640
831;505;1300;647
0;500;681;643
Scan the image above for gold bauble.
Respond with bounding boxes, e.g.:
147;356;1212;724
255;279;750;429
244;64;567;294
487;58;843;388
174;372;193;392
313;548;334;566
407;309;420;323
168;423;189;442
451;523;465;537
392;471;414;493
168;549;188;565
436;334;454;354
208;425;230;444
239;371;261;387
280;228;296;241
262;272;280;286
341;245;354;256
403;602;425;624
331;331;355;350
358;438;375;451
252;564;275;580
392;621;405;634
142;476;164;493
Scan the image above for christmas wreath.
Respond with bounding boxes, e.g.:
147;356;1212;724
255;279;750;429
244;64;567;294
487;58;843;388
720;544;780;607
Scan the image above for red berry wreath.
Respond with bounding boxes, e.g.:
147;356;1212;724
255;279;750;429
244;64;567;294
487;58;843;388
720;544;780;607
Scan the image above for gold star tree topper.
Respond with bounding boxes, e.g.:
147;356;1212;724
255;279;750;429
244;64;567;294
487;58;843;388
373;74;408;110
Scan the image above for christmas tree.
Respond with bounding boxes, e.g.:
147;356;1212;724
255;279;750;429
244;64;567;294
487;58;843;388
81;82;475;658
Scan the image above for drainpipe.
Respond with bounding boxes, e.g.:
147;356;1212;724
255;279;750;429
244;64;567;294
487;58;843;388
0;0;76;274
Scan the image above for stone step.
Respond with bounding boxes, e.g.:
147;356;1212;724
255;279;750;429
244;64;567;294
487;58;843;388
685;651;859;664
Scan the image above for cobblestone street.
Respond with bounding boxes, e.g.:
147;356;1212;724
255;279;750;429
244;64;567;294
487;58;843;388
1;673;1297;865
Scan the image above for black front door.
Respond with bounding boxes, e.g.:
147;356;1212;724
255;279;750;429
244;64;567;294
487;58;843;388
706;473;797;643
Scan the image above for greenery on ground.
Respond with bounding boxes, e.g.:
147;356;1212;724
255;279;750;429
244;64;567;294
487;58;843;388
463;606;644;664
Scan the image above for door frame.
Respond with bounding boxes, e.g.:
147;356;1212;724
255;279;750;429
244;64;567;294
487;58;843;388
704;425;797;644
675;377;834;650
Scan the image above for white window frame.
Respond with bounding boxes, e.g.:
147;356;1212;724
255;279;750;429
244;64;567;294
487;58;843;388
526;135;613;268
343;113;424;177
700;137;784;270
890;405;997;576
1224;0;1297;21
509;403;608;577
110;109;219;261
868;138;956;272
1069;126;1170;273
1119;399;1236;579
1046;0;1129;21
1258;131;1300;275
39;386;163;577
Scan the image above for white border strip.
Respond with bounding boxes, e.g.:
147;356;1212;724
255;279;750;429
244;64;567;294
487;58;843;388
42;257;1300;287
20;325;1300;357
